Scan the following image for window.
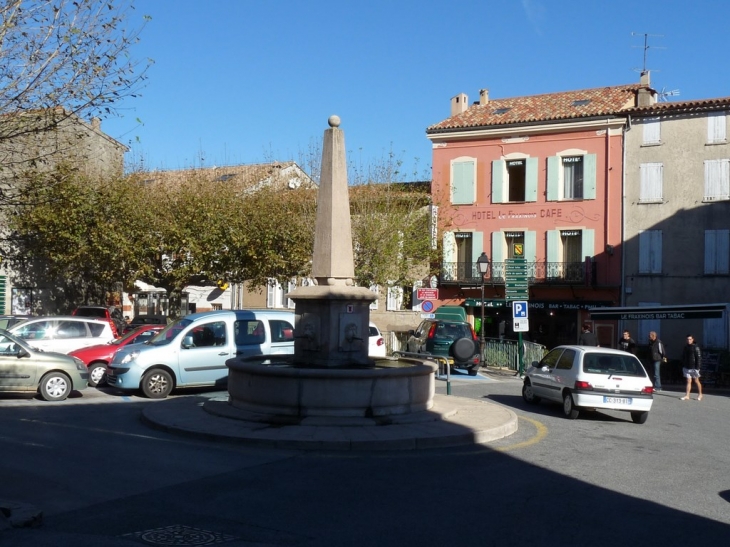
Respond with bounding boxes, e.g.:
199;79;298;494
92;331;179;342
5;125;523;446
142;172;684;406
704;230;730;274
547;153;596;201
386;286;403;311
211;303;222;311
562;156;584;199
505;232;525;259
266;279;286;308
707;111;727;144
506;159;526;202
642;118;661;145
235;320;265;345
639;163;663;203
704;159;730;201
455;232;473;279
369;285;379;311
451;158;476;205
556;348;576;370
546;229;594;280
704;312;728;349
270;319;295;343
491;157;538;203
639;230;662;274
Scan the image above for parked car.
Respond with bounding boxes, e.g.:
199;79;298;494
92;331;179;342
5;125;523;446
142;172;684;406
0;329;88;401
369;322;386;357
72;305;125;338
406;318;481;375
69;324;164;387
9;316;116;354
0;315;31;330
521;345;655;423
106;309;295;399
121;314;167;335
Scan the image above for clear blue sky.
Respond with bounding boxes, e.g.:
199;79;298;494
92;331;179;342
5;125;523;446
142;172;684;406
103;0;730;180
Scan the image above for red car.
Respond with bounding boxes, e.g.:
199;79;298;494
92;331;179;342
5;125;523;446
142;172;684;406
69;324;163;387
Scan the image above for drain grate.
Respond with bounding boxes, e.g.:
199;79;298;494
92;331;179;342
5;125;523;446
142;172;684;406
121;524;237;546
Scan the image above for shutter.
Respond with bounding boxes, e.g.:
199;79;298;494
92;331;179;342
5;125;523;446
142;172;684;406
369;285;379;310
718;230;730;274
452;160;475;204
643;118;661;144
547;230;560;278
704;160;730;201
640;163;663;202
491;232;505;279
525;231;537;263
705;230;717;274
547;156;559;201
266;280;276;308
583;154;597;200
650;230;663;274
287;281;295;309
708;111;727;144
525;157;538;202
492;160;505;204
443;231;456;280
581;229;595;260
471;231;484;265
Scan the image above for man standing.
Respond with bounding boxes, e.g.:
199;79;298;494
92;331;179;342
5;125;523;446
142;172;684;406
648;331;666;391
619;330;637;354
680;334;703;401
578;323;599;346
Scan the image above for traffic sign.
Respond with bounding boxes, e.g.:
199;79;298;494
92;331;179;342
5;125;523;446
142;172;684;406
416;288;438;300
421;300;434;313
513;318;529;332
420;313;436;319
512;301;528;319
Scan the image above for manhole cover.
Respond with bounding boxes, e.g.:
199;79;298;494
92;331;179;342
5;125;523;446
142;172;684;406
121;524;237;546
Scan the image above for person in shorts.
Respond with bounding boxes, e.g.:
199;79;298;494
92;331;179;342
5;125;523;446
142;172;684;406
680;334;703;401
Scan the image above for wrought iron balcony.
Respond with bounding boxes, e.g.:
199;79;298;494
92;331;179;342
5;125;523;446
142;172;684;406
440;261;589;285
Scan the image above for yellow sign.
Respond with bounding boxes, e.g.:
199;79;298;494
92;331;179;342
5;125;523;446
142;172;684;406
513;244;524;257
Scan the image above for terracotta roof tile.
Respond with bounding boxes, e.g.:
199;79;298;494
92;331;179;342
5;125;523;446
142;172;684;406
427;84;641;133
628;96;730;115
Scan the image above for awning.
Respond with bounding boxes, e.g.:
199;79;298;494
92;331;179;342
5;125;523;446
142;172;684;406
588;304;727;320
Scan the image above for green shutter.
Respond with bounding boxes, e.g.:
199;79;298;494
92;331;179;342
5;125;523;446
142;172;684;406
452;160;475;204
472;232;484;264
582;229;595;260
525;231;537;263
547;230;560;263
525;157;538;202
491;231;504;263
547;156;559;201
443;231;456;280
492;160;505;204
584;154;597;199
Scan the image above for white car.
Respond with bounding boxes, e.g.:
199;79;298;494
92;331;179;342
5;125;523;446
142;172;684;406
369;322;387;357
9;316;116;354
522;345;654;424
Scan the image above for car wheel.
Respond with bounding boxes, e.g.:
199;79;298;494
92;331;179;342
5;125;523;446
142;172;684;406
631;411;649;424
522;380;541;404
141;369;173;399
39;372;71;401
562;392;580;419
452;337;477;363
467;366;479;376
88;363;107;387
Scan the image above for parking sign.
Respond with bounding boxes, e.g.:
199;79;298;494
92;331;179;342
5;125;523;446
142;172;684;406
512;301;528;319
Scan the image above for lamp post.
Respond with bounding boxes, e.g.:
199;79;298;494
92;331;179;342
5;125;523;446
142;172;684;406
476;252;490;363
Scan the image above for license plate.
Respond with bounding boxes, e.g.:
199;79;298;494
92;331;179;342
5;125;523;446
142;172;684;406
603;396;632;405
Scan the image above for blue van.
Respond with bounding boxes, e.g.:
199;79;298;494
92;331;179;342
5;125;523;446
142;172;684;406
106;310;295;398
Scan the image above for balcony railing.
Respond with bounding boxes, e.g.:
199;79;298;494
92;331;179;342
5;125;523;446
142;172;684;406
440;261;589;285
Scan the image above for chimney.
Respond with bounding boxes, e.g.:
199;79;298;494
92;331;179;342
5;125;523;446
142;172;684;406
91;117;101;131
479;89;489;105
637;71;656;107
450;93;468;117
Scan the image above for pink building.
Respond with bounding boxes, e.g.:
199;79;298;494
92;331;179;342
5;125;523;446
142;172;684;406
427;83;646;348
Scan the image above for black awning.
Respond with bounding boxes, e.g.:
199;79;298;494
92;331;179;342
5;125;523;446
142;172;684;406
589;304;727;320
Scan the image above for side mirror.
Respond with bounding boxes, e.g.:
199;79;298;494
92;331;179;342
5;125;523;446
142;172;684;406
408;330;415;336
17;346;29;358
182;335;195;349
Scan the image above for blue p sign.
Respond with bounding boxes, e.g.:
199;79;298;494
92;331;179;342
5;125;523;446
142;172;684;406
512;301;528;319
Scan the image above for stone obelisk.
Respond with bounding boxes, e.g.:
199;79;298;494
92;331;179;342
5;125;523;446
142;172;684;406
287;116;376;368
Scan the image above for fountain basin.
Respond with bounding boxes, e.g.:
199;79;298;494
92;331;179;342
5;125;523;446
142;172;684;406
227;357;437;418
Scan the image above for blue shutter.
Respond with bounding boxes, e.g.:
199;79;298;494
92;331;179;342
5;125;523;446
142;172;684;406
472;231;484;264
491;232;504;280
452;160;475;204
584;154;597;200
581;229;595;260
705;230;717;274
443;232;456;280
547;230;560;278
547;156;559;201
492;160;505;204
525;157;538;202
525;231;537;263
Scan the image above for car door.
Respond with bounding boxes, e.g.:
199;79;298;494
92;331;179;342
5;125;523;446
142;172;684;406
548;348;578;398
54;319;92;353
11;320;55;352
0;336;37;391
177;320;231;387
530;348;564;400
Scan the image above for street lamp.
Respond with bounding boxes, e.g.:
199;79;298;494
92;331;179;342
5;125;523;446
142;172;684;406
476;252;490;362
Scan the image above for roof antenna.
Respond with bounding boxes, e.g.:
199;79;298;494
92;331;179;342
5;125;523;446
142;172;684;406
631;32;665;74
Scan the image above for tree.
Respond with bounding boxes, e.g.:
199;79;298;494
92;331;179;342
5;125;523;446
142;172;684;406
0;0;150;202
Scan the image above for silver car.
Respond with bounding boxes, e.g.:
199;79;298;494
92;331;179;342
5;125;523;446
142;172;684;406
0;329;89;401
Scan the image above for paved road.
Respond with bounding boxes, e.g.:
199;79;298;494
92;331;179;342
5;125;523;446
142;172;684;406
1;376;729;546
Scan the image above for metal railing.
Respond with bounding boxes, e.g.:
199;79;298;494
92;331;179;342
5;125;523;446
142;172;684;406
440;261;588;285
482;337;547;372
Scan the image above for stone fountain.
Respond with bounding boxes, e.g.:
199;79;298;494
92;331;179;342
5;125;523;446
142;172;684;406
226;116;437;420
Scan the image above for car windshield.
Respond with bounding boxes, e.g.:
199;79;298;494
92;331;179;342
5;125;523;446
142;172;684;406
0;329;30;353
149;318;193;346
582;353;647;377
434;322;471;340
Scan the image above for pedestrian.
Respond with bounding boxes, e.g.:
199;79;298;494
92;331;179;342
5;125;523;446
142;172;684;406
618;330;637;354
680;334;703;401
648;331;666;391
578;323;599;346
